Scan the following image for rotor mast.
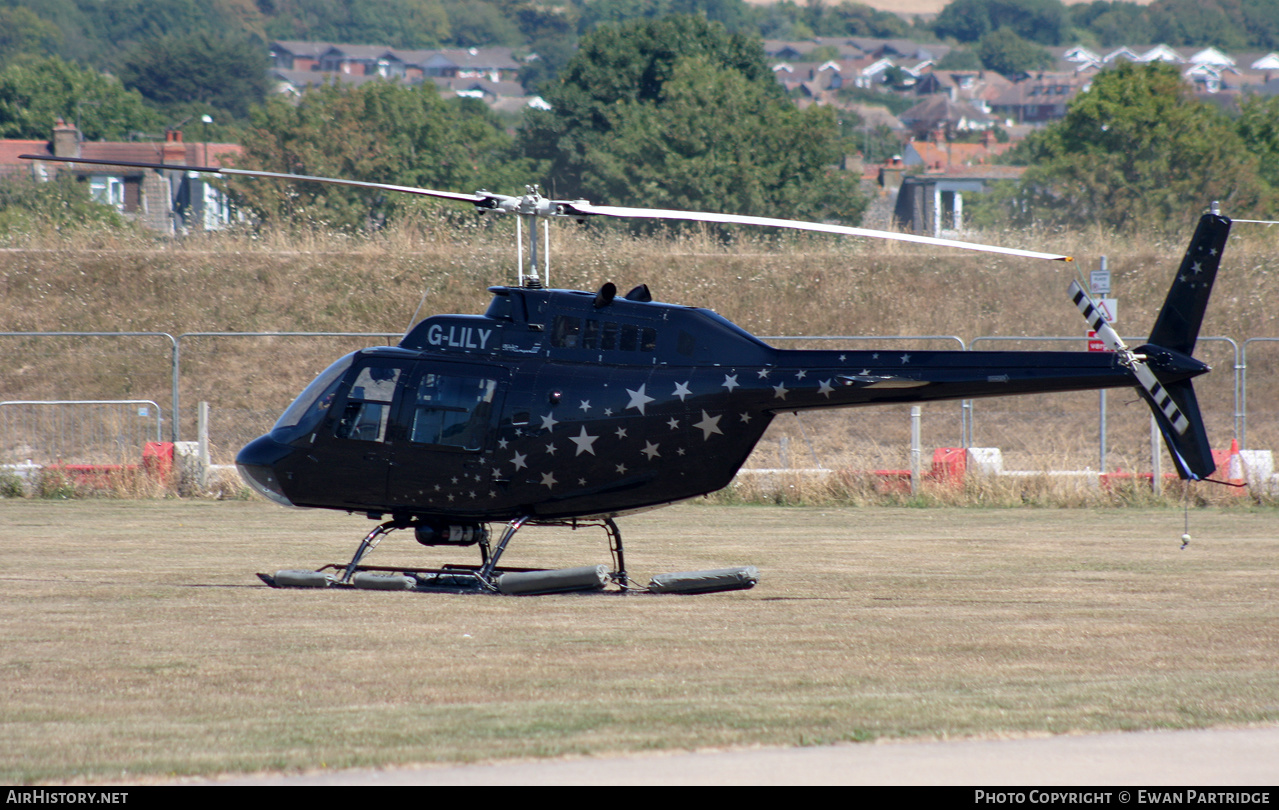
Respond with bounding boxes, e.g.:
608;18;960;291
483;185;559;288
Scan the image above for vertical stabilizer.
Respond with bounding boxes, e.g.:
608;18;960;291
1147;213;1231;355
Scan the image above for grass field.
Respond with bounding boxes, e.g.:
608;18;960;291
1;499;1276;784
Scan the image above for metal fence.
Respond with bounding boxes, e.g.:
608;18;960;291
0;400;162;465
0;330;1271;470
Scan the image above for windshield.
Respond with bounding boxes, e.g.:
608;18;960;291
272;353;357;434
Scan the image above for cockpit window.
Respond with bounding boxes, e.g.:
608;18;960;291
410;373;497;450
334;366;402;442
273;354;355;434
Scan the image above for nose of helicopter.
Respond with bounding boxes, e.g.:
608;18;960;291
236;434;297;507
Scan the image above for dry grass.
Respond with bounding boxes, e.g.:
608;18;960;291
1;499;1276;783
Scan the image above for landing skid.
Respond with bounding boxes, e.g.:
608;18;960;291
258;515;758;595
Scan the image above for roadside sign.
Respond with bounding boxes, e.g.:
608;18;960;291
1098;297;1117;324
1090;269;1111;296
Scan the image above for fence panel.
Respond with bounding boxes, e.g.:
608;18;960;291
1243;339;1279;451
0;400;162;465
0;332;176;443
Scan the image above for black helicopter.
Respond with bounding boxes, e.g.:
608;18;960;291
25;153;1227;595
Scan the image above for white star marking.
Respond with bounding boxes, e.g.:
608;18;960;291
540;472;557;489
740;412;752;424
818;379;834;398
510;451;527;470
900;353;911;364
693;410;723;440
625;384;655;415
757;368;771;379
673;381;692;401
498;438;509;449
451;476;459;484
667;418;680;430
860;369;871;376
615;463;628;474
839;354;847;362
569;426;599;456
578;478;587;486
579;400;591;412
872;353;879;360
722;374;739;392
677;447;686;456
641;441;660;460
604;408;614;416
773;383;789;400
545;442;558;456
539;412;559;431
796;369;807;379
1192;261;1202;274
615;426;628;439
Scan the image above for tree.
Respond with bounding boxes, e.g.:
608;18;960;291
0;173;130;234
932;0;1070;45
1237;95;1279;192
976;28;1054;76
0;56;161;140
262;0;450;48
0;6;63;69
1070;1;1156;48
519;15;865;223
231;81;522;230
118;33;270;121
935;47;981;71
442;0;521;46
1008;63;1269;232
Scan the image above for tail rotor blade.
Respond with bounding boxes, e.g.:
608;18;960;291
1066;280;1189;435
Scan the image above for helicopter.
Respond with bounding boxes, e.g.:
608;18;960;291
24;153;1228;595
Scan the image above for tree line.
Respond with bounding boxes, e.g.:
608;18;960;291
2;2;1279;235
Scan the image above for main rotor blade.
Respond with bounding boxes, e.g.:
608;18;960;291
18;155;489;205
25;153;1072;262
561;202;1074;262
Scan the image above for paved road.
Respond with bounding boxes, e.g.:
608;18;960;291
217;725;1279;785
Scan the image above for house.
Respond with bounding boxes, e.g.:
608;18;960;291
269;40;331;71
5;121;243;233
902;134;1014;170
914;70;1013;106
894;165;1025;236
990;72;1091;124
898;95;995;139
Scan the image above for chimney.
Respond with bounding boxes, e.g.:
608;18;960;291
52;118;80;158
162;129;186;164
